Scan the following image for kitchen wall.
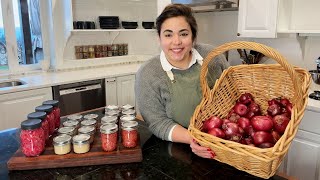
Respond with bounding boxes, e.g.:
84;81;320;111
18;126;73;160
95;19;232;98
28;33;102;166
63;2;319;71
194;10;319;71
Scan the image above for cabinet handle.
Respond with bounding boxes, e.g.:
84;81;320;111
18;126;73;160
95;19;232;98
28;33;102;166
106;80;116;82
237;33;241;36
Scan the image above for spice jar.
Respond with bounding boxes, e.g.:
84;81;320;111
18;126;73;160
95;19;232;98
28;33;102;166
81;119;97;129
78;126;95;144
42;100;61;129
83;113;98;120
100;124;118;152
121;121;138;148
35;105;55;135
67;114;82;121
53;134;72;155
58;126;76;136
72;134;91;154
27;111;49;140
101;115;118;125
20;119;45;157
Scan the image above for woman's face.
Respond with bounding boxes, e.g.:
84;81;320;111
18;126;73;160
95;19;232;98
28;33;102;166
159;16;193;67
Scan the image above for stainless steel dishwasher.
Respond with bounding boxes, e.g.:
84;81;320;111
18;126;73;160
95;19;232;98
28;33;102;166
52;79;106;116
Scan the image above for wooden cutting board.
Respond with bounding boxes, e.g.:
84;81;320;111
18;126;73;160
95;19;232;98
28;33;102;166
7;128;142;170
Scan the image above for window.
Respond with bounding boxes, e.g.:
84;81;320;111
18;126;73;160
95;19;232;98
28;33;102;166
0;0;44;73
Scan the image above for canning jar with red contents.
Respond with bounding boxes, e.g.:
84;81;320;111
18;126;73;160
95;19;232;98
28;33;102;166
35;105;55;135
27;111;49;140
121;121;138;148
100;124;118;152
20;119;45;157
43;100;60;129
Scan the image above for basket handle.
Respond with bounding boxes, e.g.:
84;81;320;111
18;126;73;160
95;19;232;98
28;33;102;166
200;41;302;105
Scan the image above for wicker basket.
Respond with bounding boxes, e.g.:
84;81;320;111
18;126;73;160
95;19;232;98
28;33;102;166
188;41;311;179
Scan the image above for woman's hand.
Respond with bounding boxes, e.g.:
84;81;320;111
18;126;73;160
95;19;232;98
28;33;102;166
190;139;215;159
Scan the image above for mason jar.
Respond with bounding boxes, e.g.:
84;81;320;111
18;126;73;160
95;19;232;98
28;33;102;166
53;134;72;155
20;119;45;157
122;104;134;110
81;119;97;129
42;100;61;129
72;134;91;154
120;115;135;124
83;113;98;120
121;109;136;116
63;120;80;133
58;126;76;136
101;115;118;125
78;125;95;144
67;114;83;121
121;121;138;148
27;111;49;140
35;105;55;135
100;124;118;152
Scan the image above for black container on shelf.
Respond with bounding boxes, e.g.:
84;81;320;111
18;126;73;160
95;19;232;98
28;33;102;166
121;21;138;29
142;21;154;29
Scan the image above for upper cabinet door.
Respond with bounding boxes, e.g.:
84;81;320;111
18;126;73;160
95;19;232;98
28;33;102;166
237;0;279;38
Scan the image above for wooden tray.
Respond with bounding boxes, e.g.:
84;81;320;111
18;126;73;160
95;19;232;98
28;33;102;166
7;126;142;170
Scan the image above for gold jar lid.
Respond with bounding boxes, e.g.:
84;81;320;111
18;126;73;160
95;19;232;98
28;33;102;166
101;115;118;124
121;121;138;131
67;114;82;121
78;125;95;134
72;134;90;144
83;113;98;119
63;120;79;127
100;124;118;134
81;119;97;126
120;115;135;122
58;126;75;135
53;134;72;146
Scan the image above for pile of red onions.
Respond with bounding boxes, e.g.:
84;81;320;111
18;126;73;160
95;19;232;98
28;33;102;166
201;93;292;148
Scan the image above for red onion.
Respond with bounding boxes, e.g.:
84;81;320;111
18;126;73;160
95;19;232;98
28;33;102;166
233;103;248;116
273;114;290;134
252;131;274;146
238;93;254;105
202;116;223;132
267;104;281;117
251;116;274;131
237;117;250;130
207;128;226;139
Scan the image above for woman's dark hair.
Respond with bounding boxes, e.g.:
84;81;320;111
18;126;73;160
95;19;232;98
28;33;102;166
156;3;198;42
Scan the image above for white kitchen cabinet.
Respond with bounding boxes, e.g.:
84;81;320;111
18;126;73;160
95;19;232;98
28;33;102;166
277;0;320;33
237;0;279;38
279;110;320;180
0;87;52;131
105;74;135;107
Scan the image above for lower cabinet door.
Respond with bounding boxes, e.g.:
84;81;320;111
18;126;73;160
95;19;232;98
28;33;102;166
281;129;320;180
0;87;52;131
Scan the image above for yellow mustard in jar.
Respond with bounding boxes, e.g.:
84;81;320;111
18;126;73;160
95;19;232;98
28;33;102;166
72;134;90;154
53;134;72;155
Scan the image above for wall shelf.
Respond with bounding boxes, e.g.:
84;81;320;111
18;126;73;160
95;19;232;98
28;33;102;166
71;29;156;35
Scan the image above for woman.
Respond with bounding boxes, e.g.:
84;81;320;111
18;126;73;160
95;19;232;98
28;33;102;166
135;4;229;159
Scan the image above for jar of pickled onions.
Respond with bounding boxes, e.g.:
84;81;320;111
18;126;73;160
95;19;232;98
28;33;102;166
20;119;45;157
43;100;60;129
35;105;55;135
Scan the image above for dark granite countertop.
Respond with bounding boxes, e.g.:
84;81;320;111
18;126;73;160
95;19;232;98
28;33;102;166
0;109;291;180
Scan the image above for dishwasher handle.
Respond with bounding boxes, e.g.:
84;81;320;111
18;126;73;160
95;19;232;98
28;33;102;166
59;84;102;95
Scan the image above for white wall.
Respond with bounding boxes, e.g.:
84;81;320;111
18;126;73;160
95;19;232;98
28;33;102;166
194;11;319;70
